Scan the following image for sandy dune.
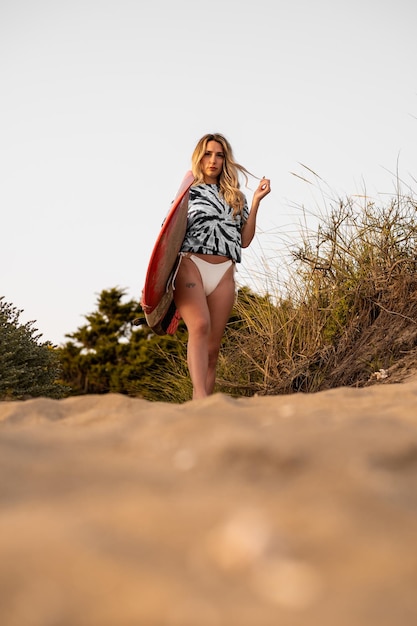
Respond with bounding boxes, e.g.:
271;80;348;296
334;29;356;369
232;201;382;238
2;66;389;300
1;382;417;625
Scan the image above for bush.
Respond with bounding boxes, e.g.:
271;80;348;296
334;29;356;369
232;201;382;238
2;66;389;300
58;287;190;400
0;297;68;400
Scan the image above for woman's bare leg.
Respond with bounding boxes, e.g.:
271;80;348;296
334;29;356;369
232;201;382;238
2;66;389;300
205;265;236;394
174;257;211;399
174;258;235;399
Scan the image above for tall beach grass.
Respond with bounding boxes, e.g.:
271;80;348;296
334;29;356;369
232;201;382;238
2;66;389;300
149;170;417;401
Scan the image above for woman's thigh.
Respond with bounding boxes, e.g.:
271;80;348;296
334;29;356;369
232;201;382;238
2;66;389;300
174;256;209;330
207;264;236;345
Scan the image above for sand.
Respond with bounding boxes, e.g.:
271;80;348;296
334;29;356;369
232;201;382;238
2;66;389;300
1;381;417;626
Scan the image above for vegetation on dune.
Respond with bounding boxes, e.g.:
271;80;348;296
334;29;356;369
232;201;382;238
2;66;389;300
218;187;417;395
120;180;417;400
57;287;191;401
2;177;417;402
0;297;68;400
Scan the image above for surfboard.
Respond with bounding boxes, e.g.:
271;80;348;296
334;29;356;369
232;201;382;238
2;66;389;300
137;170;194;335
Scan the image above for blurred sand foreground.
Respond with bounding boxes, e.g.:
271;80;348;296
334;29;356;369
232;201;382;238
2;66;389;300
1;381;417;626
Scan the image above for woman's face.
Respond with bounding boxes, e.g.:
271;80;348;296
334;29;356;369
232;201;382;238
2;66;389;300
201;140;225;184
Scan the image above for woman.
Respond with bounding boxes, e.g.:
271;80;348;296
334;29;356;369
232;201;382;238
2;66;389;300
174;133;271;400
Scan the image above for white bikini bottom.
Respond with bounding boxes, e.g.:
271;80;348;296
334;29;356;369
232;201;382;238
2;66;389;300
178;253;234;296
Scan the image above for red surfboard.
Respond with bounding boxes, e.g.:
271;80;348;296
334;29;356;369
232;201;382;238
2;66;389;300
139;171;194;335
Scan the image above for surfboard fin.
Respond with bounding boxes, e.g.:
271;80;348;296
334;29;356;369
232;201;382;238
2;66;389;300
132;317;147;326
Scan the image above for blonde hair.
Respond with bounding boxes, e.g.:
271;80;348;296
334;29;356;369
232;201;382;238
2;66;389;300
191;133;254;218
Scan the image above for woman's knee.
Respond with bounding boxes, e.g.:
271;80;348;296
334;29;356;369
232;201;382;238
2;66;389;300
188;315;210;337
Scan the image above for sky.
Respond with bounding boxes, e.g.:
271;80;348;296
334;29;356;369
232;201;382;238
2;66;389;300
1;0;416;346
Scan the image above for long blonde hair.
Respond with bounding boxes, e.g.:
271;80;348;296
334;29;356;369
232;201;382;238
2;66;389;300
191;133;253;218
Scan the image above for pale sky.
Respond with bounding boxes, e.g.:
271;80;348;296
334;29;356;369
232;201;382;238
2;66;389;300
1;0;416;345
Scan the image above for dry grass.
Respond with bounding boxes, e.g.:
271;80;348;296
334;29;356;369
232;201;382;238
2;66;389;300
217;180;417;396
147;174;417;401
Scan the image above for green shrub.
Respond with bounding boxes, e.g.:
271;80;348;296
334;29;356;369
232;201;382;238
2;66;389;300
0;297;68;400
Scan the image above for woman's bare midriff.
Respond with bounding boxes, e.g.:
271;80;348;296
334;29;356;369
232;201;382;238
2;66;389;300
192;253;231;264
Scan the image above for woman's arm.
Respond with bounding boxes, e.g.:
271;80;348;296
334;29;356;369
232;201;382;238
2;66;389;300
241;177;271;248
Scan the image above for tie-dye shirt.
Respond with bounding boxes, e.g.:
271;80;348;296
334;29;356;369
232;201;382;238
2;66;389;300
180;184;249;263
